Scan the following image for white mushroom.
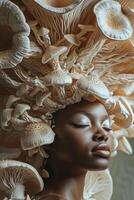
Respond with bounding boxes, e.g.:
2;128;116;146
77;74;110;99
21;122;55;150
38;27;51;47
83;169;113;200
1;108;13;130
5;95;20;108
0;160;44;200
13;104;31;119
0;0;30;69
42;45;72;86
94;0;133;40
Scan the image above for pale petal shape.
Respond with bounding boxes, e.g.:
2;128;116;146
118;136;133;154
77;74;110;99
21;122;55;150
83;170;113;200
94;0;133;40
43;69;72;86
0;0;30;69
126;126;134;138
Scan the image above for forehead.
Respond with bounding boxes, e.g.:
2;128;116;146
54;100;109;121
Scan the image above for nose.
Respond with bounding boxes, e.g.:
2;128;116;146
93;128;109;142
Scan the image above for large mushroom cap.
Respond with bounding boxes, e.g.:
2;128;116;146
42;45;68;64
77;75;110;99
94;0;133;40
44;69;72;86
83;169;113;200
0;0;30;69
0;160;44;197
21;122;55;150
29;0;84;14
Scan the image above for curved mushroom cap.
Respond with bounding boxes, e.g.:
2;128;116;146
21;122;55;150
77;75;110;99
42;45;68;64
114;97;134;128
83;169;113;200
38;27;50;36
0;0;30;69
94;0;133;40
44;69;72;86
31;0;84;14
0;160;44;196
13;104;31;118
64;34;80;46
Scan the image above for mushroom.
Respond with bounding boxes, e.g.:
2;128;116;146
83;169;113;200
0;160;44;200
13;104;31;119
0;148;21;160
0;0;30;69
1;108;13;130
94;0;133;40
77;24;95;38
38;27;51;47
77;74;110;99
42;45;72;86
21;122;55;150
5;95;20;108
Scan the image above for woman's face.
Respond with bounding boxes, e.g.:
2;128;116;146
52;100;112;171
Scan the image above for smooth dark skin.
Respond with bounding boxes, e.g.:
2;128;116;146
40;100;112;200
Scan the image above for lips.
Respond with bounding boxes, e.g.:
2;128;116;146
92;143;111;158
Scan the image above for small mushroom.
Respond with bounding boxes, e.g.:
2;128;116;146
0;160;44;200
117;136;133;154
21;122;55;150
77;24;95;38
77;74;110;99
94;0;133;40
5;95;20;108
1;108;13;130
13;104;31;119
38;27;51;47
42;45;72;86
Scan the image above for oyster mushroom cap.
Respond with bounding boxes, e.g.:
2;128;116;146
38;27;50;36
1;108;13;129
31;0;84;14
77;75;110;99
42;45;68;64
64;34;80;46
83;169;113;200
0;0;30;69
5;95;20;108
21;122;55;150
13;104;31;118
44;69;72;86
94;0;133;40
0;160;44;199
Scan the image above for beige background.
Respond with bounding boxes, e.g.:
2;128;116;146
111;139;134;200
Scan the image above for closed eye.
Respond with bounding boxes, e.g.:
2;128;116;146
102;127;112;132
71;123;90;128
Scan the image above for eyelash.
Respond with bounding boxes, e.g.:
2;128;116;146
102;127;112;132
71;123;89;128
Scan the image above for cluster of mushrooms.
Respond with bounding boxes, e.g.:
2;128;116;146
0;0;134;199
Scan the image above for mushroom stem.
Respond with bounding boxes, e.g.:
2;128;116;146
11;184;25;200
49;58;61;70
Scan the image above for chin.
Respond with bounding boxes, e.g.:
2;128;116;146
83;157;110;171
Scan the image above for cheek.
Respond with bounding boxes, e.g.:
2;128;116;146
62;127;94;153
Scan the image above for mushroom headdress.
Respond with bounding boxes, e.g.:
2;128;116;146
0;0;134;199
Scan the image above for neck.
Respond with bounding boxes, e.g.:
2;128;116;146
44;152;87;200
